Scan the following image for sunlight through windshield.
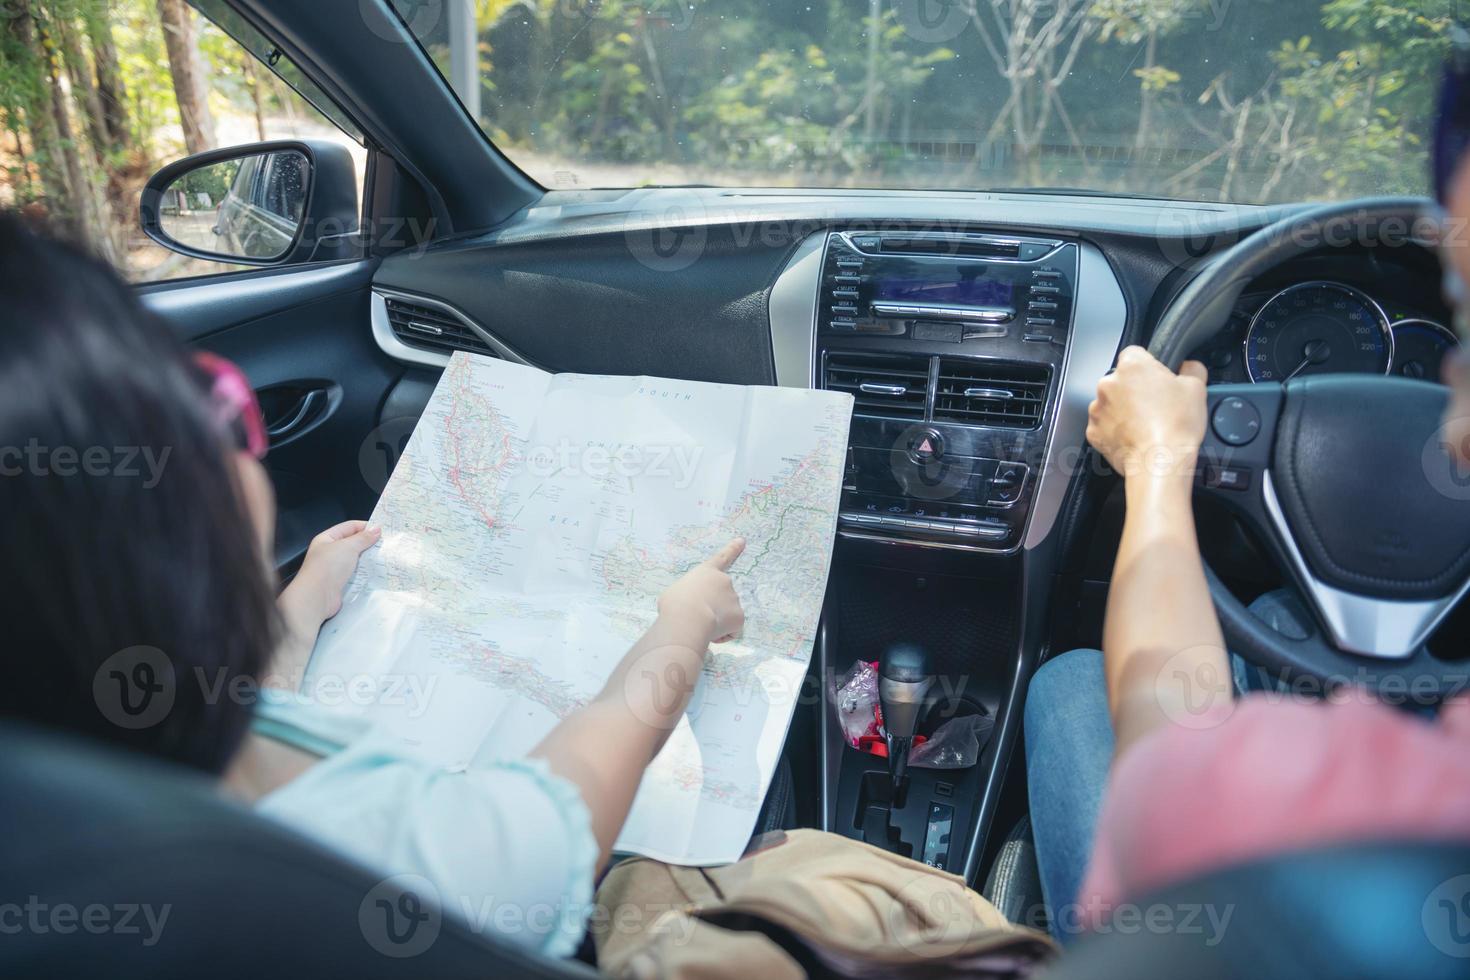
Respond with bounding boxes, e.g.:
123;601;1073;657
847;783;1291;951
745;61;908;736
392;0;1448;204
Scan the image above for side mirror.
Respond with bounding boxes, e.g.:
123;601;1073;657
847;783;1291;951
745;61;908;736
140;140;359;266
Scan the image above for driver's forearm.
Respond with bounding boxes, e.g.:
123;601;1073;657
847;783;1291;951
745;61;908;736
1103;473;1229;759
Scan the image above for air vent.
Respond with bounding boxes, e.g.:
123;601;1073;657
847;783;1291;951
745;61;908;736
384;297;496;357
877;235;1021;259
933;359;1049;428
824;351;931;420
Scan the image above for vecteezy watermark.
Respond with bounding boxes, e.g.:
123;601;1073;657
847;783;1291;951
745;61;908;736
1422;417;1470;501
0;441;171;487
1424;875;1470;958
93;646;177;731
360;874;443;958
1153;648;1470;731
359;418;709;497
1153;646;1236;730
623;189;710;272
1044;898;1235;946
0;897;171;948
359;883;727;958
92;647;441;732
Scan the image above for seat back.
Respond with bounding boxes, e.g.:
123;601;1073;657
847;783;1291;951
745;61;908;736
1041;841;1470;979
0;721;593;978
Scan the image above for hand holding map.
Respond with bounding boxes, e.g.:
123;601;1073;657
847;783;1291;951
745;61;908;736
305;353;853;864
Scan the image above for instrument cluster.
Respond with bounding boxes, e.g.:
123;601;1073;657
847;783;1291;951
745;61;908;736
1192;278;1458;385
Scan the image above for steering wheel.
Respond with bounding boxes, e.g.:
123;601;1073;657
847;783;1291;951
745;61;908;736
1147;197;1470;696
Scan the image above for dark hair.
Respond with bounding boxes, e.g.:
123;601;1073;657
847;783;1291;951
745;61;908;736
0;212;279;773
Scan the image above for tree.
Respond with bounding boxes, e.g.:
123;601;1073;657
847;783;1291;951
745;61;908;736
156;0;215;154
84;8;132;156
965;0;1099;182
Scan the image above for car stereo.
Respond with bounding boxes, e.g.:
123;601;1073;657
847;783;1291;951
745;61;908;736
817;230;1079;552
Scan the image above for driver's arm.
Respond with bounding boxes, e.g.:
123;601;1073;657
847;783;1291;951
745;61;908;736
1087;347;1230;758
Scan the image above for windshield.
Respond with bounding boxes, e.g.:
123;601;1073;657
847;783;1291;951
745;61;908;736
390;0;1449;205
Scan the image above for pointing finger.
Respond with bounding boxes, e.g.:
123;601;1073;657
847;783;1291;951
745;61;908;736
705;537;746;572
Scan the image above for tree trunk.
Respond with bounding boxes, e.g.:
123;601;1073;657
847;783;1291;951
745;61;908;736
57;12;111;160
156;0;217;155
85;13;131;155
53;7;126;263
243;57;267;142
10;2;75;226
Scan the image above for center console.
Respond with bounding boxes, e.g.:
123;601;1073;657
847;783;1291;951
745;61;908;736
767;222;1125;882
813;231;1078;553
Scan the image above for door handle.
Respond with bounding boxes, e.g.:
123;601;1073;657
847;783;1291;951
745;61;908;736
266;388;328;441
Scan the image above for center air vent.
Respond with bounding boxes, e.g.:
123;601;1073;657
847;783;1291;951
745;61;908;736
384;296;496;357
823;351;931;420
876;235;1020;259
933;359;1049;428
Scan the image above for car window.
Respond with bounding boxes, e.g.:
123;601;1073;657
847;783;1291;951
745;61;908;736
0;0;364;283
389;0;1445;205
262;154;309;223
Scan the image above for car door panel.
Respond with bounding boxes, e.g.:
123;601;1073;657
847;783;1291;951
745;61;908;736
142;262;403;570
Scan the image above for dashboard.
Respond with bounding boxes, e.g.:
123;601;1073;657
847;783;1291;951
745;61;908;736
1187;250;1458;385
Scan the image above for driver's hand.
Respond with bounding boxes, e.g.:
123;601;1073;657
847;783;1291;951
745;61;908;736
1087;347;1208;480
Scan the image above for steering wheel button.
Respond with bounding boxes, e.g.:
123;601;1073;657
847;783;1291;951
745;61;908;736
1202;464;1252;492
1212;396;1262;446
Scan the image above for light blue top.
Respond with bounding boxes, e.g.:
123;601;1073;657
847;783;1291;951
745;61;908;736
251;694;598;958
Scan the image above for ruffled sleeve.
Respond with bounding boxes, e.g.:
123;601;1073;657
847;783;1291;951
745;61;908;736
256;726;598;958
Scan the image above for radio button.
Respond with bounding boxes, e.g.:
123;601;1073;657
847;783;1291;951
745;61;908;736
833;274;862;286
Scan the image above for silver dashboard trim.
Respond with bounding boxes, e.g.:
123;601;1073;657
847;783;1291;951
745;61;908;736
1023;242;1127;549
370;288;534;369
1261;470;1470;658
870;302;1014;323
768;233;1127;551
767;233;827;388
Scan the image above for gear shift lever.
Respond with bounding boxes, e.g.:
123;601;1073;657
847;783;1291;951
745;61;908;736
879;643;933;802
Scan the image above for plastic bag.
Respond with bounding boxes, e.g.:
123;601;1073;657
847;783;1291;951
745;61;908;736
832;659;881;747
909;712;994;769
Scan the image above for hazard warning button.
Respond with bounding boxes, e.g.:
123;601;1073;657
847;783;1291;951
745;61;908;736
907;428;944;464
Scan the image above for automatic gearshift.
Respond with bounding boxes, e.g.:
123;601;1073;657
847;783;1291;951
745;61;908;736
879;643;933;802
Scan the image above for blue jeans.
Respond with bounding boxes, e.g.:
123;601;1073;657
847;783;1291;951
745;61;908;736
1024;591;1311;942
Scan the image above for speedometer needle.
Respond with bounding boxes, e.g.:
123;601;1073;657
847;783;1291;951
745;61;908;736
1284;339;1331;380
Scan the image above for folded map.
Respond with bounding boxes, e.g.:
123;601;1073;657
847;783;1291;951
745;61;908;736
305;353;852;864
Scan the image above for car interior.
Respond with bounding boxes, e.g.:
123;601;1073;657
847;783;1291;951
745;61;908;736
6;1;1470;977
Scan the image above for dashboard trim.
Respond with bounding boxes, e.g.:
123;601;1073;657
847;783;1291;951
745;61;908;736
369;288;535;369
1262;470;1470;657
1023;242;1128;550
767;233;827;388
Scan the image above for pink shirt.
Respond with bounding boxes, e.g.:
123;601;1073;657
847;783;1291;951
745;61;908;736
1079;692;1470;926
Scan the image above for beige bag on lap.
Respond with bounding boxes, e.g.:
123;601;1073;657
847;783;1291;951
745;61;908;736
593;829;1056;979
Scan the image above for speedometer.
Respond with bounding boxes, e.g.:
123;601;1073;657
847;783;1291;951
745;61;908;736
1243;281;1393;383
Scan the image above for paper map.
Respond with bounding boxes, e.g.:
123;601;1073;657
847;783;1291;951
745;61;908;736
305;353;852;864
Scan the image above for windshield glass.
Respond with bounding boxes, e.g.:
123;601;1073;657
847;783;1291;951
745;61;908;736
390;0;1449;205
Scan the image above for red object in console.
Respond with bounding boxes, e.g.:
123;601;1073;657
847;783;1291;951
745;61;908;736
858;733;926;758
